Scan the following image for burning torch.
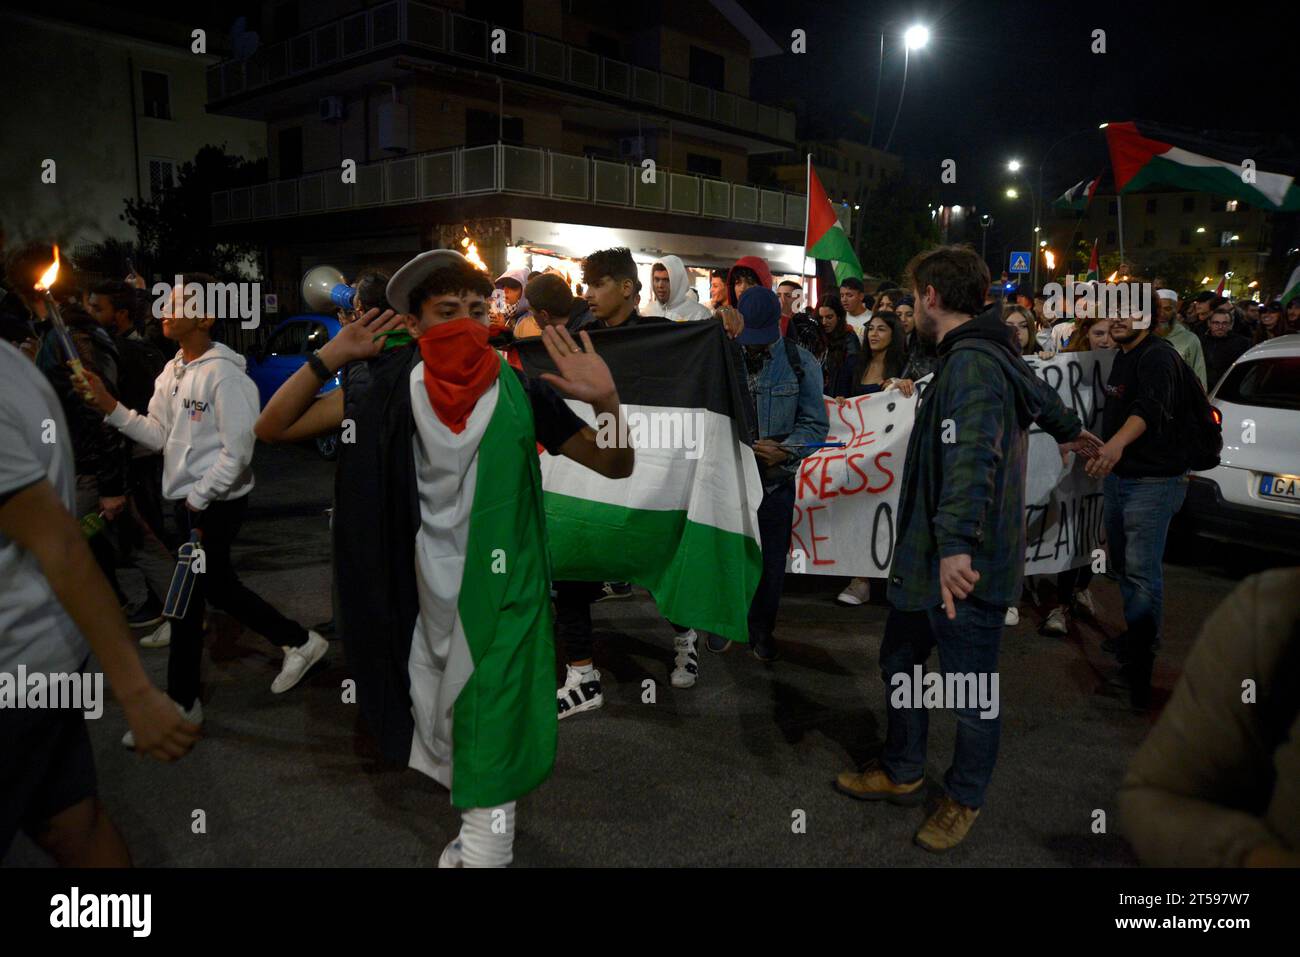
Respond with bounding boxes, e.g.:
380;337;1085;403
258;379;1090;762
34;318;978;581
34;246;86;384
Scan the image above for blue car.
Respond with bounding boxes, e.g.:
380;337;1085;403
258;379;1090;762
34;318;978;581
246;313;343;459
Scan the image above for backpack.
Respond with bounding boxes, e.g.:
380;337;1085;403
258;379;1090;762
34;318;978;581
1139;338;1222;472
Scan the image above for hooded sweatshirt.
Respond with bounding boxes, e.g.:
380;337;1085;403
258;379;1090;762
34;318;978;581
727;256;774;306
494;268;532;323
887;305;1082;612
643;255;713;323
105;341;257;509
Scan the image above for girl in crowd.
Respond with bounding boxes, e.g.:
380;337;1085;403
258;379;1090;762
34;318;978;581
874;289;898;313
818;295;860;399
1063;314;1115;352
833;310;904;608
844;311;906;398
887;295;936;396
1004;304;1041;356
1254;304;1290;344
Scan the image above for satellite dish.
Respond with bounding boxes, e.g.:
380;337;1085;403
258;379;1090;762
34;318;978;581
302;265;353;313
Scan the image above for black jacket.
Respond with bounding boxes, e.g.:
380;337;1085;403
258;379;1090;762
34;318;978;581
1202;333;1251;391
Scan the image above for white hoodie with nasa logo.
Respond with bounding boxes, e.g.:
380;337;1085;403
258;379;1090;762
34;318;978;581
105;341;257;509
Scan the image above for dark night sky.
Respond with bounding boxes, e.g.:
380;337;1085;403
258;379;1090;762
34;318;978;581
743;0;1300;253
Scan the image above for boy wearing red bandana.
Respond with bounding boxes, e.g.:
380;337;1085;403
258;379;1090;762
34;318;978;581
255;251;632;866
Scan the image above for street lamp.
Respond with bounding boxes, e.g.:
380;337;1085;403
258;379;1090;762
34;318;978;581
904;24;931;50
1005;187;1019;199
1008;159;1022;173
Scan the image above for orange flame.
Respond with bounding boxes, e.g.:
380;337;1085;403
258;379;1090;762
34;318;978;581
1044;250;1056;270
35;245;60;292
460;234;488;272
1106;270;1118;283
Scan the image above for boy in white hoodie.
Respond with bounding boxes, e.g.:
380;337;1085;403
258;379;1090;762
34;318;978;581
643;255;714;323
77;276;327;740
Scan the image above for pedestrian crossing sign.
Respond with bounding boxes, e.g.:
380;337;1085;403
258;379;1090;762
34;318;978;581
1009;252;1031;274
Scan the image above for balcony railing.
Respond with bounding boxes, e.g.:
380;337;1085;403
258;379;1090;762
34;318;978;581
211;144;808;230
206;0;796;144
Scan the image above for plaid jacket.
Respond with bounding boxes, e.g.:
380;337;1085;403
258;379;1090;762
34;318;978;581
887;311;1081;612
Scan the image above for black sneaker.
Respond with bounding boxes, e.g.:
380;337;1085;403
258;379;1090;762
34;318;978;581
595;582;633;602
751;635;779;663
126;601;164;628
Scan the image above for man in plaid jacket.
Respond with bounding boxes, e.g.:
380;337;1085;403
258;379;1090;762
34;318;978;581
835;245;1100;852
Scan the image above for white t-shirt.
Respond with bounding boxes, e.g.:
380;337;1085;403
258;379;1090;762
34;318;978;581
846;308;872;341
0;341;86;676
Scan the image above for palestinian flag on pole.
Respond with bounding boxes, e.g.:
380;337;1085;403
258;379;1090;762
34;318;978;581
806;157;864;285
1085;238;1100;281
1054;173;1102;211
1281;265;1300;306
517;321;763;643
1106;121;1300;211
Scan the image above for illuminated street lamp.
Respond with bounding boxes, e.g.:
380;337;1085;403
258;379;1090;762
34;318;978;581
904;24;931;50
1008;159;1022;173
1005;187;1019;199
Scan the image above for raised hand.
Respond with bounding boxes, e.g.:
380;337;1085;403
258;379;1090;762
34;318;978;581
539;327;617;406
321;308;406;366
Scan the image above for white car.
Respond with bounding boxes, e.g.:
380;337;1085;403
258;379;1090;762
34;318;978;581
1181;334;1300;554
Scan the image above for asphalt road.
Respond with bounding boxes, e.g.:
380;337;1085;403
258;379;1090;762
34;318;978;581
4;441;1289;868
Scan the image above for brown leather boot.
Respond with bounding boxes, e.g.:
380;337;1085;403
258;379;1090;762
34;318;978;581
834;759;925;805
914;796;980;852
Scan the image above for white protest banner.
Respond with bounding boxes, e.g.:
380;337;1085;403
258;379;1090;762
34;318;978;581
787;350;1114;578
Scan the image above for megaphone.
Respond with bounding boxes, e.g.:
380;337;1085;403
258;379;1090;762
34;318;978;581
302;265;355;313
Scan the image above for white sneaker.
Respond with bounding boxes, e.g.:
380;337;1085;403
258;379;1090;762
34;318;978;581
139;620;171;649
1073;588;1096;618
671;630;698;689
122;697;203;749
836;577;872;606
1004;606;1020;627
438;838;463;868
271;630;328;694
1040;605;1070;636
556;665;603;719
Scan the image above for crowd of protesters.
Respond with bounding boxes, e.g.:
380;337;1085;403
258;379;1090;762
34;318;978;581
2;231;1295;868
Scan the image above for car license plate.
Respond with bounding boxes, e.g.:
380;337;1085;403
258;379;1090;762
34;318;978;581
1259;474;1300;500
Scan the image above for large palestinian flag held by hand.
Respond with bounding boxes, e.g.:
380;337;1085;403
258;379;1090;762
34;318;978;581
806;161;864;284
517;322;762;644
1106;121;1300;211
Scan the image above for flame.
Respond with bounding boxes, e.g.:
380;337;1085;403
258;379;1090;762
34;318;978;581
460;234;488;272
1106;271;1118;283
35;245;60;292
1044;250;1056;270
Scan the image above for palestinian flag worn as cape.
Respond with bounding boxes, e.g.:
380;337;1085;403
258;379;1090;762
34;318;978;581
1106;121;1300;211
1055;174;1101;211
517;321;763;644
806;163;864;284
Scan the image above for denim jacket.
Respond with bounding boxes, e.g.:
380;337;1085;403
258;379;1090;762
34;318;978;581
746;340;829;488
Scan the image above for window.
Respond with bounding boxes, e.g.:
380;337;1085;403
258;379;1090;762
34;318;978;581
141;71;171;120
1182;195;1195;212
1215;357;1300;411
686;153;721;177
688;46;725;90
1145;198;1157;213
1142;229;1156;246
466;109;522;145
1225;199;1239;212
1179;228;1191;245
278;127;303;178
147;158;176;198
1220;231;1238;247
265;320;328;356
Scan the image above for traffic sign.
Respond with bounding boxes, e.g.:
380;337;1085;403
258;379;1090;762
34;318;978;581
1009;251;1031;274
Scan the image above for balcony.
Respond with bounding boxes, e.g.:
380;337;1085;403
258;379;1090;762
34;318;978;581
206;0;796;146
211;144;807;233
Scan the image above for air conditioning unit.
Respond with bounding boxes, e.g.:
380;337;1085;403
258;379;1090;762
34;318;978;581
319;96;345;123
618;136;645;159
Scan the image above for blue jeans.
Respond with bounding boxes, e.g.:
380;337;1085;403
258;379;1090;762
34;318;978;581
878;597;1007;809
1102;474;1187;660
